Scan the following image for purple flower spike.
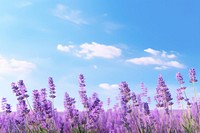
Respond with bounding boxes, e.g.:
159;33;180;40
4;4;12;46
78;74;89;109
131;92;139;106
79;74;86;88
1;98;7;112
176;72;184;85
5;104;12;114
119;81;132;131
48;77;56;99
189;68;198;83
64;92;79;128
119;81;131;103
155;75;173;113
144;102;150;115
33;90;41;112
176;88;184;104
18;80;29;99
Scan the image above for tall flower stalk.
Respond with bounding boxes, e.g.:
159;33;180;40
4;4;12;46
48;77;56;108
3;70;200;132
189;68;198;104
64;92;79;131
78;74;89;109
176;72;191;109
155;75;173;114
119;81;134;132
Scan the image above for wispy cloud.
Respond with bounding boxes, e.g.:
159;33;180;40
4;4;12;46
77;42;121;59
144;48;160;56
57;44;75;52
161;51;176;59
155;66;168;70
57;42;122;59
127;57;161;65
99;83;118;90
0;56;36;75
126;48;185;70
53;4;87;25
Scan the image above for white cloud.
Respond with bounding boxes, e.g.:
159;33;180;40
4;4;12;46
99;83;118;90
77;42;121;59
167;54;176;59
155;66;168;70
57;42;121;59
144;48;160;56
161;51;176;59
165;61;184;68
127;48;185;70
0;56;36;75
53;4;87;25
126;57;161;65
57;44;74;52
144;48;177;59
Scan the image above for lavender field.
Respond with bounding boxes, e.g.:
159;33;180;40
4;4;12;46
0;68;199;133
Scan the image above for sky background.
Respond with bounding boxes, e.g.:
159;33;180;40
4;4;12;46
0;0;200;111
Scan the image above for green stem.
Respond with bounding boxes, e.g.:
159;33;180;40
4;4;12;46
193;82;197;102
131;109;142;133
26;97;33;112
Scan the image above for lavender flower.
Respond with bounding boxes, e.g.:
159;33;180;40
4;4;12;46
176;88;184;104
119;81;132;131
44;100;53;118
1;98;7;112
185;98;192;107
189;68;198;83
18;80;29;99
4;71;200;132
175;72;190;109
119;81;131;103
5;104;12;114
48;77;56;99
32;90;41;112
131;92;139;106
144;102;150;115
15;99;30;131
18;100;30;115
91;93;103;121
176;72;185;85
155;75;173;114
85;92;103;130
64;92;79;128
40;88;47;103
11;82;21;98
78;74;89;109
11;80;29;102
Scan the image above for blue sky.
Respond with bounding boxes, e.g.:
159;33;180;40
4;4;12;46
0;0;200;111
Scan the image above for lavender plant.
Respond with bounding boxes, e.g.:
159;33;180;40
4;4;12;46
0;69;200;132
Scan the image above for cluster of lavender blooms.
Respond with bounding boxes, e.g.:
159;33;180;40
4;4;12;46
176;72;192;108
154;75;173;114
0;68;200;132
